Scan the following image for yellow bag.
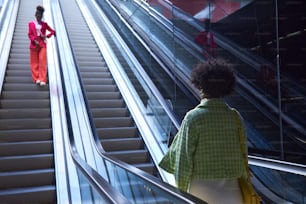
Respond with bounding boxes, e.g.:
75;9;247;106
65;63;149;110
238;176;261;204
234;110;261;204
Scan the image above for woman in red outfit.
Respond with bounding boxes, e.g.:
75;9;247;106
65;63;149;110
28;5;56;86
195;18;216;59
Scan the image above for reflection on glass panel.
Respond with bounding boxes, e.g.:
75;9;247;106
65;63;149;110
147;97;173;145
77;168;111;204
250;165;306;204
105;160;193;204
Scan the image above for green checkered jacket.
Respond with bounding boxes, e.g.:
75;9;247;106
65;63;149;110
159;98;247;191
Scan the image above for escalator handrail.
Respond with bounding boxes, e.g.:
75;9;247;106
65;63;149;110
70;146;132;204
249;155;306;177
0;0;9;28
0;0;18;94
44;1;72;203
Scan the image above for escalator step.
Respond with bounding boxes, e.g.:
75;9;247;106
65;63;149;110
91;108;128;117
83;78;114;85
1;84;49;92
101;137;144;151
0;99;49;108
86;92;120;100
0;108;50;118
0;118;51;130
0;141;53;156
81;72;112;78
94;117;133;128
0;129;52;142
0;169;55;189
0;154;54;171
106;149;150;164
88;99;125;108
96;127;137;139
0;185;56;204
84;84;118;92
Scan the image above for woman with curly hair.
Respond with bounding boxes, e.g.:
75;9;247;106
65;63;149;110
28;5;56;86
159;58;247;203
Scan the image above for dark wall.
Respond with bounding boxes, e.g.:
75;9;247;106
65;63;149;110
213;0;306;79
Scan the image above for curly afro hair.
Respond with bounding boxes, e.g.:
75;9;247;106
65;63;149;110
191;58;236;98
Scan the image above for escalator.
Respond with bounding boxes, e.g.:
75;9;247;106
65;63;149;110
0;0;56;202
58;0;159;177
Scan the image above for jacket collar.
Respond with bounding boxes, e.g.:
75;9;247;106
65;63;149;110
197;98;229;109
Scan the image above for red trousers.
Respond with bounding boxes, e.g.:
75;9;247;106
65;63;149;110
30;47;47;83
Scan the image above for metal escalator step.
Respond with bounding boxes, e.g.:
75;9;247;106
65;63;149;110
94;117;133;128
133;163;157;175
0;129;52;142
74;47;100;53
6;64;29;70
0;141;53;156
83;78;114;85
86;92;120;100
0;108;50;119
75;53;102;59
73;44;97;48
84;84;118;92
11;46;28;50
0;169;55;189
4;70;31;77
4;76;34;83
89;99;125;108
8;58;29;65
77;61;106;67
10;40;28;46
0;154;53;172
96;127;137;139
0;99;49;108
8;53;28;60
101;137;144;151
1;91;49;99
77;58;107;66
81;72;112;78
106;149;150;164
0;185;56;204
11;36;27;42
0;118;51;130
1;84;49;92
91;108;128;117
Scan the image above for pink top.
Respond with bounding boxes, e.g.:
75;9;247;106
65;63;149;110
28;20;56;49
195;31;216;57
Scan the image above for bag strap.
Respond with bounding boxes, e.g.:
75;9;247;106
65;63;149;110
233;110;251;179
